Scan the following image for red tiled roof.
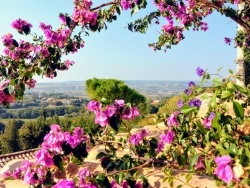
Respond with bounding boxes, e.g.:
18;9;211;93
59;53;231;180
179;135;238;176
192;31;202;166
0;148;38;169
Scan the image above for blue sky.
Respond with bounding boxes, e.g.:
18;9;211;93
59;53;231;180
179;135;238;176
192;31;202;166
0;0;237;83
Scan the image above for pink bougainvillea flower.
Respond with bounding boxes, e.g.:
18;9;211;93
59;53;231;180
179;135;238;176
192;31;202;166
111;180;129;188
214;156;234;183
52;179;75;188
11;19;32;34
156;141;164;153
95;111;109;127
114;99;125;107
160;130;175;144
135;181;143;188
1;33;14;47
120;0;131;10
204;112;215;129
167;113;179;127
87;100;101;113
23;170;37;185
1;171;12;179
36;149;54;167
129;129;149;145
196;156;205;169
24;78;36;88
104;105;117;118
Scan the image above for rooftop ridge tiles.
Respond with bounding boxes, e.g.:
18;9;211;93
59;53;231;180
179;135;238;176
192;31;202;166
0;148;38;159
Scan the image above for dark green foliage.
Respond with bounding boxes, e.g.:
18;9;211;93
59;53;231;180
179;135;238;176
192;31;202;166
18;117;50;150
86;78;146;105
0;120;21;154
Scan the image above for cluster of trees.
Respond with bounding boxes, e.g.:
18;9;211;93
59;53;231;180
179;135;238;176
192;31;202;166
0;105;86;119
0;112;97;154
86;78;146;105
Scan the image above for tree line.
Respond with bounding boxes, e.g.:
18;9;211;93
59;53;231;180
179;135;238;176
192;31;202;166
0;105;85;119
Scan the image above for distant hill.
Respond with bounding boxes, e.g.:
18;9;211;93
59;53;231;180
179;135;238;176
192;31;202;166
26;80;202;99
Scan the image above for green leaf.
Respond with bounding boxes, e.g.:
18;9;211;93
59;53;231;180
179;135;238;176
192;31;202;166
216;144;229;155
1;67;7;77
149;137;158;149
48;47;55;55
234;84;248;94
181;105;195;114
201;94;210;100
212;114;221;131
53;155;63;171
61;142;72;155
131;5;139;15
95;174;111;188
108;115;121;132
139;175;149;187
116;6;121;15
209;93;217;108
72;142;88;161
106;161;116;172
241;179;250;185
186;173;192;182
190;153;201;166
168;177;174;187
96;152;107;160
177;154;187;166
7;85;15;94
229;143;238;155
217;66;223;72
227;81;234;89
228;69;234;74
197;122;207;135
101;157;111;168
221;90;232;99
118;172;125;184
233;101;244;121
213;78;221;83
196;87;203;93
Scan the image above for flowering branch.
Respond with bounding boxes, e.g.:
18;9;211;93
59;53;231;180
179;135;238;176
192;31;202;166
91;1;117;11
107;160;150;176
203;1;250;31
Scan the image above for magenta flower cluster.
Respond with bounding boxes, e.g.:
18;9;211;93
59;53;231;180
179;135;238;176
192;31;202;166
154;0;210;45
0;1;100;103
120;0;138;10
2;160;47;185
11;19;33;34
157;112;179;152
2;33;34;60
41;124;88;154
87;99;140;127
129;129;149;145
1;125;90;187
72;0;98;26
39;22;71;47
214;156;234;183
52;168;97;188
167;112;180;127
